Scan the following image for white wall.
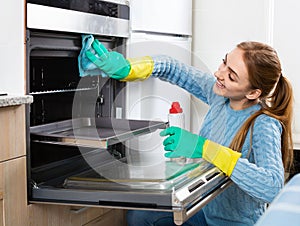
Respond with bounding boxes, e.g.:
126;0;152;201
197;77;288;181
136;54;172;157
191;0;300;148
272;0;300;149
0;1;25;94
191;0;271;134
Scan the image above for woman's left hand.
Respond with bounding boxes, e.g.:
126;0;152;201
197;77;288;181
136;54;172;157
160;126;205;158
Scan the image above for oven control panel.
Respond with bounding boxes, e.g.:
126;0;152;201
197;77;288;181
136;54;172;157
27;0;129;19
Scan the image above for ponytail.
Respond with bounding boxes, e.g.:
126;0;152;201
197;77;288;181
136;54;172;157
268;75;294;171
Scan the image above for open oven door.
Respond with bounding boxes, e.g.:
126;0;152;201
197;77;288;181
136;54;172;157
29;118;231;225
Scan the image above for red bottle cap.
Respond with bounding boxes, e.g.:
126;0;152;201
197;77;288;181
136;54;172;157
169;102;183;113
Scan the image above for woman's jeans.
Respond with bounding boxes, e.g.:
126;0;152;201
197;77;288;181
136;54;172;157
127;209;208;226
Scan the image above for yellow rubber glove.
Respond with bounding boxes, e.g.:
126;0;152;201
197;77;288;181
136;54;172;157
121;56;154;81
202;140;241;176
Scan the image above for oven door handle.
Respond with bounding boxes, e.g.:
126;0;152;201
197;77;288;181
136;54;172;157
173;180;232;225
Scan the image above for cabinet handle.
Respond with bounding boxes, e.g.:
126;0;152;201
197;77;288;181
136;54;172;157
0;192;3;201
70;206;89;214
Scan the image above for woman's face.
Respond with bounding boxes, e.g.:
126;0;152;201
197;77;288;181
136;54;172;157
213;47;256;110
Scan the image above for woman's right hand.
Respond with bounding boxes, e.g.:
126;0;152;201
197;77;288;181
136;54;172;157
85;39;131;80
86;39;154;81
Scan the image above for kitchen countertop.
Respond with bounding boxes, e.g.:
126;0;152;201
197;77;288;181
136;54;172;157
0;94;33;107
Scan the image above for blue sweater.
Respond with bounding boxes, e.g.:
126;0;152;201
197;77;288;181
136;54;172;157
151;55;284;225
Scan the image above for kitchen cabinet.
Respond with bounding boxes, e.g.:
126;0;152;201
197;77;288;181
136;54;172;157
0;157;28;226
0;105;26;162
0;103;29;226
85;209;125;226
28;205;125;226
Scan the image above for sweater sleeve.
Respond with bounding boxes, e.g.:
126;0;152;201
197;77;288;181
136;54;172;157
230;115;284;203
150;55;218;105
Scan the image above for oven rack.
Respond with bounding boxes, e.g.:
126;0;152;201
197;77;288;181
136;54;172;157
30;117;168;149
29;87;98;95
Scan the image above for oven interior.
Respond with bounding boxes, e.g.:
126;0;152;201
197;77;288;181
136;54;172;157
27;29;131;193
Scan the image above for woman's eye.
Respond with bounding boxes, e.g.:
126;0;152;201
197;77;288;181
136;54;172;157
222;58;235;81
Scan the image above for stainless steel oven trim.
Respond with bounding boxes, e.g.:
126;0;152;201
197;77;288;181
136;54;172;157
173;168;227;206
27;3;129;37
173;180;232;225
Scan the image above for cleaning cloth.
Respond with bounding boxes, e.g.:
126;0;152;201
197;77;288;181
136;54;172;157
78;34;107;77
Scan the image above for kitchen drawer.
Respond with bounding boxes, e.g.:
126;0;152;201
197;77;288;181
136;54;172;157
0;156;28;226
85;209;125;226
0;105;26;161
28;204;124;226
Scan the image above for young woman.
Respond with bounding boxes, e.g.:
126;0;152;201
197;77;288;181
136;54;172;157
82;40;294;225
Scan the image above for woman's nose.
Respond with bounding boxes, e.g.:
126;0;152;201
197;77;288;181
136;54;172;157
215;63;229;79
214;68;224;80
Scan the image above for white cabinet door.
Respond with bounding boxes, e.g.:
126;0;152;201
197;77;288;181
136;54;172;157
130;0;192;36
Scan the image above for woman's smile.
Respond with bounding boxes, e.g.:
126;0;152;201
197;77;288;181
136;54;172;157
216;79;225;89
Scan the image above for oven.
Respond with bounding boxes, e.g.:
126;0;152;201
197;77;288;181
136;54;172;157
26;1;231;225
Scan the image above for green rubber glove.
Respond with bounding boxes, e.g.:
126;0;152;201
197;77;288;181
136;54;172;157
160;126;206;158
85;39;131;80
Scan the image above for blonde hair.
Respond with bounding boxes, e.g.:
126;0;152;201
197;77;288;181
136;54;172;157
229;41;294;172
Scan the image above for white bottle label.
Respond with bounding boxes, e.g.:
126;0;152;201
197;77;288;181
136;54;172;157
168;113;185;129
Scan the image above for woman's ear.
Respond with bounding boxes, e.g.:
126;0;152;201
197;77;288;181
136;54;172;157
246;89;262;100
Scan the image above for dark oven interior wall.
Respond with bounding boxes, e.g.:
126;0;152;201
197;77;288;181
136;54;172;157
27;30;126;126
290;149;300;180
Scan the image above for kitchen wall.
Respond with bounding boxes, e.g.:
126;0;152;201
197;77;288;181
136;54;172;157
191;0;300;149
272;0;300;149
0;1;25;94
